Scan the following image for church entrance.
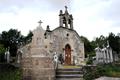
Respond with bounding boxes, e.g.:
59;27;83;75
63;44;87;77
65;44;71;65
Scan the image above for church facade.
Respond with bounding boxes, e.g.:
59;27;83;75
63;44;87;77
21;7;85;80
31;7;84;65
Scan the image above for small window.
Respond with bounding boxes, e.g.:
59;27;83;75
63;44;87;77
45;45;47;48
45;36;47;39
67;33;69;36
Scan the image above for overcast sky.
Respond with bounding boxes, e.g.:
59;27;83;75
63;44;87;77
0;0;120;40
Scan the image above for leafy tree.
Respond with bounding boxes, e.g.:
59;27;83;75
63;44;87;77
94;35;107;48
108;33;120;54
23;31;33;45
0;29;33;57
80;36;95;57
0;43;5;62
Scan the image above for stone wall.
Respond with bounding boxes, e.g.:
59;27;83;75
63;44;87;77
21;57;55;80
46;27;85;65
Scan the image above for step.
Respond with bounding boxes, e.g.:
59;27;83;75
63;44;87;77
57;68;82;71
56;74;83;78
56;70;83;74
58;65;82;69
56;78;83;80
56;66;83;80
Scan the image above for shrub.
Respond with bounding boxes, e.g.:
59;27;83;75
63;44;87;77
86;57;93;64
83;65;105;80
83;63;120;80
0;64;22;80
0;44;5;62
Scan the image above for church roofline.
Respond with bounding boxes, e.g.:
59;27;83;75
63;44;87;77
45;26;83;43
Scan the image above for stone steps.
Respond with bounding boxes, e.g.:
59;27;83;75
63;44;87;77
56;78;83;80
56;71;82;74
56;67;83;80
56;74;83;78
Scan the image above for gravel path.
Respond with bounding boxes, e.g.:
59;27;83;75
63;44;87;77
95;76;120;80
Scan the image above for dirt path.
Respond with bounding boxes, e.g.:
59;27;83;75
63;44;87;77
95;76;120;80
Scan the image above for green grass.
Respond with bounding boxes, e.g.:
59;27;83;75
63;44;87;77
0;64;22;80
83;63;120;80
104;64;120;77
63;65;81;68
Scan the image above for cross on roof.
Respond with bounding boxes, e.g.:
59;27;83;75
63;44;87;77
65;6;68;10
38;20;43;26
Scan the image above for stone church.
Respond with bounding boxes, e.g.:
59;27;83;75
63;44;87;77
21;7;85;80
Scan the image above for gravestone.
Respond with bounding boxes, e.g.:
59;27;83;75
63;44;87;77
4;48;10;63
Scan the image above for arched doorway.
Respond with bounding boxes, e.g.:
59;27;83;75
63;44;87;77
65;44;71;65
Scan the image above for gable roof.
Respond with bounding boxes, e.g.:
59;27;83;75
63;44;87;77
45;26;83;43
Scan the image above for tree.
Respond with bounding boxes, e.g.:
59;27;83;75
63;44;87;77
94;35;107;48
80;36;95;57
23;31;33;45
0;43;5;62
108;33;120;54
1;29;33;57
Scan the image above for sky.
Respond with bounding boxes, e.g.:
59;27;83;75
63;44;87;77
0;0;120;40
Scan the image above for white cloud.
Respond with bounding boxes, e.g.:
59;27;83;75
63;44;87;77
0;0;120;41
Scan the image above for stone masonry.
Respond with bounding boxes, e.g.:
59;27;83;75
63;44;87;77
21;7;85;80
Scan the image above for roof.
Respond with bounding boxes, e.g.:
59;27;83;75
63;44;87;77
45;26;83;43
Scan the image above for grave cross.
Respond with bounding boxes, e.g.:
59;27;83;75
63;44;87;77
38;20;43;26
65;6;68;10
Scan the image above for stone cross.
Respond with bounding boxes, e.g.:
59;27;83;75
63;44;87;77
38;20;43;26
65;6;68;10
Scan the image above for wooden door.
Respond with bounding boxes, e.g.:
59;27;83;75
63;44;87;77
65;44;71;65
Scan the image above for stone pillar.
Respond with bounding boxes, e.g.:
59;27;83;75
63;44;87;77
96;51;98;61
101;51;104;63
103;50;106;63
65;17;68;28
59;10;63;27
105;51;107;63
6;51;10;63
60;18;63;27
96;51;100;62
105;51;108;63
109;50;113;62
95;49;100;63
70;20;73;30
106;50;110;63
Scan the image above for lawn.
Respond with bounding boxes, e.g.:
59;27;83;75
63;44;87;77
104;63;120;77
83;62;120;80
0;63;22;80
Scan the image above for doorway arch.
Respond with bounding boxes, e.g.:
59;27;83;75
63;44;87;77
65;44;71;65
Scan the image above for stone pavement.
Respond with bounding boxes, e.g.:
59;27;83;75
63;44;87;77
95;76;120;80
56;78;83;80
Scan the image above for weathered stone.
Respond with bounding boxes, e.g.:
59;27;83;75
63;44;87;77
95;46;119;64
21;7;85;80
22;57;55;80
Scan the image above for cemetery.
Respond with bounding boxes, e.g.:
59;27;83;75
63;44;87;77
0;6;120;80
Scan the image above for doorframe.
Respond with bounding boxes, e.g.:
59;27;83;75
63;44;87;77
64;44;71;65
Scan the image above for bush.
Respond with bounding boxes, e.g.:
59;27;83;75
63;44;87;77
0;64;22;80
103;64;120;77
83;63;120;80
86;57;93;64
83;65;105;80
0;44;5;62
